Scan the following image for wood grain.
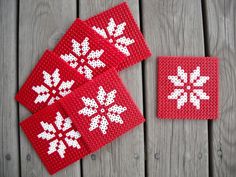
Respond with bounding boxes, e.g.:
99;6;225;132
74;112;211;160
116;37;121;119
79;1;145;177
18;0;81;176
142;0;209;176
204;0;236;176
0;0;19;176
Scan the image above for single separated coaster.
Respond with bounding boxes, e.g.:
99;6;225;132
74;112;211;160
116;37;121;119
20;68;145;174
85;2;151;70
54;18;126;80
157;56;219;119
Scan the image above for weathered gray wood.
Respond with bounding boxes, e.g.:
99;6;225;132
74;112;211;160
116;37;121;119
204;0;236;176
142;0;209;177
79;1;145;177
18;0;81;176
0;0;19;177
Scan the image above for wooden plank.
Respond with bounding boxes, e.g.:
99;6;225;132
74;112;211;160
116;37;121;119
79;1;145;177
142;0;209;177
18;0;81;176
204;0;236;176
0;0;19;177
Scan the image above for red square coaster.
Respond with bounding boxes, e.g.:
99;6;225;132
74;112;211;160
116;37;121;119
60;68;145;152
54;18;125;80
20;102;90;175
157;56;219;119
16;50;86;113
85;2;151;70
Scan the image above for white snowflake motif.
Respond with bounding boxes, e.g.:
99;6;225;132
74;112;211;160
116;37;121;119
37;112;81;158
168;66;210;109
32;68;75;105
78;86;127;134
92;18;135;56
60;37;106;80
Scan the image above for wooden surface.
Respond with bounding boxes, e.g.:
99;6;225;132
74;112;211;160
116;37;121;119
0;0;235;177
204;0;236;176
142;0;209;177
0;0;19;177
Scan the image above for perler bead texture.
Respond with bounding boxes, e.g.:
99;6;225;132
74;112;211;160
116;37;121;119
60;68;145;152
157;56;219;119
85;2;151;70
53;18;126;80
15;50;86;113
20;68;145;174
20;102;90;175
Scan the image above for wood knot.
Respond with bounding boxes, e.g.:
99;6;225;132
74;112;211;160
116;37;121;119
48;31;64;49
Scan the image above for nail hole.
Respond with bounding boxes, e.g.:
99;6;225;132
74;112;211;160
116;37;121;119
217;150;223;158
198;152;202;159
5;154;11;161
26;154;31;161
134;153;139;159
154;152;160;160
91;154;96;160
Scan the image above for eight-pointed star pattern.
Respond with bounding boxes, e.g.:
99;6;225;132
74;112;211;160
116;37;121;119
78;86;127;134
168;66;210;109
60;37;106;80
32;68;75;105
37;112;81;158
92;18;135;56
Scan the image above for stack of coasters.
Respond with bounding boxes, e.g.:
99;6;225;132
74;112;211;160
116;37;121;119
17;2;150;175
20;68;145;174
16;19;128;113
54;18;126;80
157;56;219;119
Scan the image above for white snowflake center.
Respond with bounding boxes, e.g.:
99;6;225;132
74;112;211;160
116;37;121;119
58;133;63;138
167;66;210;109
81;59;85;63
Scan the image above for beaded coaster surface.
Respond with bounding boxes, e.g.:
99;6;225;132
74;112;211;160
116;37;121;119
54;18;126;80
157;56;219;119
85;2;151;70
20;102;89;174
60;68;145;152
15;50;86;113
20;68;145;174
